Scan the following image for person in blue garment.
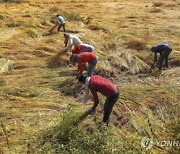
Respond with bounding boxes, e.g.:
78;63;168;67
50;14;66;32
151;44;172;70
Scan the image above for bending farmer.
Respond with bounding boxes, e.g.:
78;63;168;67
64;33;83;52
78;74;119;125
151;44;172;70
70;52;98;76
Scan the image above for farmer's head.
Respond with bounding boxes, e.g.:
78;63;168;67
64;33;70;39
151;46;156;52
78;74;88;84
70;54;78;63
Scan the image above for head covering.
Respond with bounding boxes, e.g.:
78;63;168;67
78;74;88;84
151;46;156;52
70;54;78;63
64;33;70;38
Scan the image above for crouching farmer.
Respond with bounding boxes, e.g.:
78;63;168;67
71;44;94;54
78;74;120;125
64;33;83;52
151;44;172;70
70;52;98;76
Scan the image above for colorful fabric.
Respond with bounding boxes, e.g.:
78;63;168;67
77;52;97;75
71;44;94;54
57;16;65;24
88;75;117;108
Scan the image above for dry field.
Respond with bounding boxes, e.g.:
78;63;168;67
0;0;179;153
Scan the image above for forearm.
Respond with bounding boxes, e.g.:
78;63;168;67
82;87;89;103
66;42;72;51
154;53;157;63
78;64;84;75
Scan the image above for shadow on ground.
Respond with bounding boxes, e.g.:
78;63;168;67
58;69;75;77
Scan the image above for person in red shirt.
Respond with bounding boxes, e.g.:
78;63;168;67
71;44;94;54
70;52;98;76
78;74;119;125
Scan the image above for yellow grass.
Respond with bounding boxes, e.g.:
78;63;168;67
0;0;179;153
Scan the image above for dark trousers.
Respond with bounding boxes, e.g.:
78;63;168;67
158;46;172;70
58;23;66;32
103;90;119;123
88;56;98;76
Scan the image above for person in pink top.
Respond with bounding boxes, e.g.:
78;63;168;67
78;74;119;125
70;52;98;76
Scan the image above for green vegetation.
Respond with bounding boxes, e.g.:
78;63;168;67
26;28;40;38
30;108;124;153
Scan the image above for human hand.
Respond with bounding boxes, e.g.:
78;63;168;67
64;42;68;47
82;98;87;104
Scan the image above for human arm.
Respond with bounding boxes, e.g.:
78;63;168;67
154;52;158;63
151;52;157;68
78;60;84;75
66;38;73;51
90;89;99;109
82;87;89;103
157;52;162;66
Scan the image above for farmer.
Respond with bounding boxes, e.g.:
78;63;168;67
70;52;98;76
64;33;83;52
78;74;119;125
50;14;65;32
151;44;172;70
71;44;94;54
